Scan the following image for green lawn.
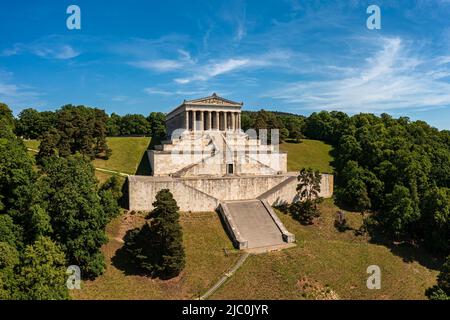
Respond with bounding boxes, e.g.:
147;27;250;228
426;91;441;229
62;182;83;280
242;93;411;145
280;139;334;173
72;211;241;300
93;137;151;175
72;199;438;300
24;137;151;183
211;199;438;300
23;139;40;151
25;137;333;175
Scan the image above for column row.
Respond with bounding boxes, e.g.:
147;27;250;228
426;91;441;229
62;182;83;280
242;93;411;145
185;110;241;131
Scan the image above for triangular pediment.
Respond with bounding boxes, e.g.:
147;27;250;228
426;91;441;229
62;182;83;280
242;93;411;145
185;93;242;106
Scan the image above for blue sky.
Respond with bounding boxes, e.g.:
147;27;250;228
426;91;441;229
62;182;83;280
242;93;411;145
2;1;450;129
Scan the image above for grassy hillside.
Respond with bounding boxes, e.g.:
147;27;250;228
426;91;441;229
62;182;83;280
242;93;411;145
211;199;438;300
72;211;241;300
280;139;334;173
72;200;438;300
24;137;151;183
92;137;151;175
24;137;333;175
24;136;436;300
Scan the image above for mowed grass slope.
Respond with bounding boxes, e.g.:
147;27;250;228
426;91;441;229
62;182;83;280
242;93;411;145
280;139;334;173
72;211;241;300
211;199;438;300
93;137;151;175
25;137;333;175
24;137;151;183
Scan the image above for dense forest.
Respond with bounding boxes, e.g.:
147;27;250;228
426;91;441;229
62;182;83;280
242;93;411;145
0;103;121;299
2;103;450;299
15;107;166;140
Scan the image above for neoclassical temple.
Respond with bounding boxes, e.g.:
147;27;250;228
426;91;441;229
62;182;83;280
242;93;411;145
165;93;243;136
149;93;287;177
128;93;333;250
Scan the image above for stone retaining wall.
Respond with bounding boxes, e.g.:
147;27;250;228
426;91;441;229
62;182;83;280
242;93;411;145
128;173;334;212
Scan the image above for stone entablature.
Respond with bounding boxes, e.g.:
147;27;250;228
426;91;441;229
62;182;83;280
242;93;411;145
166;93;243;137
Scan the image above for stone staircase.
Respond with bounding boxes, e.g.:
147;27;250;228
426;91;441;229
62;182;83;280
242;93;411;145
218;199;295;250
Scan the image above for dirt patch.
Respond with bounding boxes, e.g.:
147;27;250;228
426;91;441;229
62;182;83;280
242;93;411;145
297;276;340;300
118;212;147;238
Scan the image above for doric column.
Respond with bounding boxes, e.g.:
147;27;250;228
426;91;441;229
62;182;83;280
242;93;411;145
237;113;240;130
238;113;241;131
200;110;204;131
185;110;189;131
224;112;228;131
208;111;212;130
192;110;197;131
215;112;219;130
231;112;236;131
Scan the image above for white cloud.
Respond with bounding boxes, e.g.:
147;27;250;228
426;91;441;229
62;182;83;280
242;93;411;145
174;58;249;84
111;95;128;102
34;45;80;60
267;37;450;113
208;58;250;77
174;50;292;84
2;38;80;60
144;87;212;97
0;80;44;108
129;59;184;72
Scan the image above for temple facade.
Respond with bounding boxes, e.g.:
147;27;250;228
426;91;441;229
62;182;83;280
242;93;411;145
148;93;288;177
165;93;243;136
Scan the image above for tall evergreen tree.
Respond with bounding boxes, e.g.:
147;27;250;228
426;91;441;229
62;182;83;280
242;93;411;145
151;189;185;278
125;189;185;279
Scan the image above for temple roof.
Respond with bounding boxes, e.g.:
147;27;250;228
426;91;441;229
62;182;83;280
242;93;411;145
184;93;243;107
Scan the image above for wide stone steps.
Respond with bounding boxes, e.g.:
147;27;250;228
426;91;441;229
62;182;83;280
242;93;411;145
219;199;294;249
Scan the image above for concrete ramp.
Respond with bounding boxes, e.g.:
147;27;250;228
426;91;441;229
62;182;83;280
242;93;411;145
218;199;295;250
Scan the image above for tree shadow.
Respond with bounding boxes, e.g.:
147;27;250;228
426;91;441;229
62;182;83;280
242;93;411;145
111;231;148;277
111;228;158;278
331;201;444;270
333;220;353;233
111;225;179;280
366;228;444;271
285;138;303;144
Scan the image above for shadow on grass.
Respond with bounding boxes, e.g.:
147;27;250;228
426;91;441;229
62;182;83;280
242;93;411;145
284;138;303;144
119;178;129;210
111;238;147;277
331;201;444;271
215;209;238;250
366;231;444;271
334;220;354;233
111;225;179;280
135;137;155;176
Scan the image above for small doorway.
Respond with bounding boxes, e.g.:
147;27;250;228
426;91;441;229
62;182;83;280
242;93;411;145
227;163;234;175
